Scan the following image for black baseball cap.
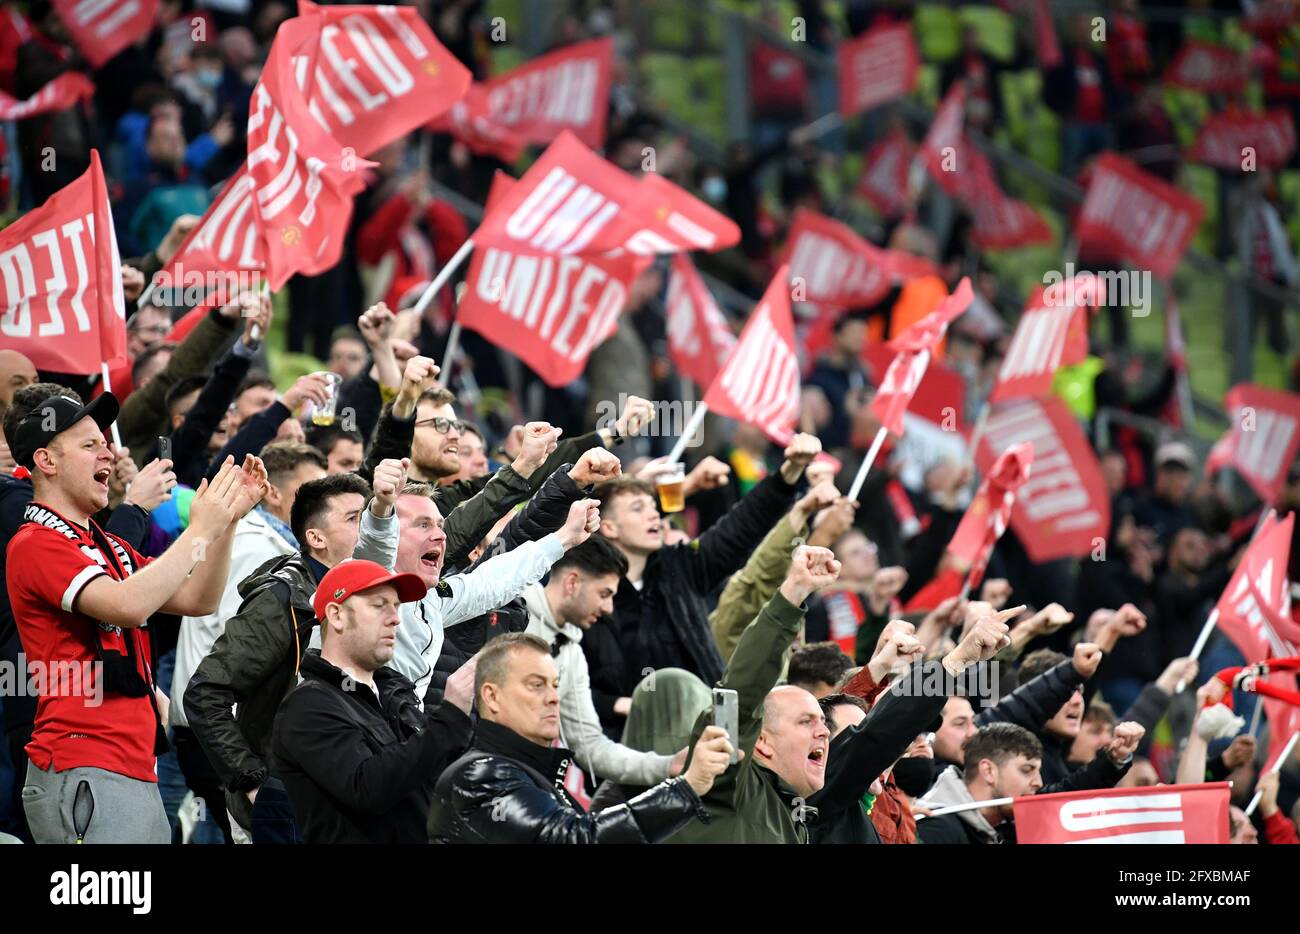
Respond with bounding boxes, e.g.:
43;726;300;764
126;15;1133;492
11;393;120;469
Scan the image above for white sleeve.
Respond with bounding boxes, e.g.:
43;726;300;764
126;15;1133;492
353;507;398;570
561;648;674;786
439;534;566;628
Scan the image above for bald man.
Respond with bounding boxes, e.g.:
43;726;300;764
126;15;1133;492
0;351;37;412
0;351;37;473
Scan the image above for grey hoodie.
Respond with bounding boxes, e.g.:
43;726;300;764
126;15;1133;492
917;765;1001;844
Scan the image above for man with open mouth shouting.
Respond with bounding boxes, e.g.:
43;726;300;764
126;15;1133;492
7;392;267;843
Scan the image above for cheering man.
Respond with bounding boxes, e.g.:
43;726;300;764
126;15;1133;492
7;393;266;843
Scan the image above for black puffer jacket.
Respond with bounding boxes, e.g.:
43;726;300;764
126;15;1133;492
272;650;472;844
424;465;585;707
584;470;800;732
428;719;708;843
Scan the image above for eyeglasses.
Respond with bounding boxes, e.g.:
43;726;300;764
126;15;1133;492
414;416;465;434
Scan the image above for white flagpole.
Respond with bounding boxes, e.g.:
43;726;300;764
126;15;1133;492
847;426;889;502
666;402;709;465
442;321;463;380
919;796;1012;818
1245;731;1300;816
99;362;123;448
414;238;474;317
1248;695;1265;737
1177;608;1219;693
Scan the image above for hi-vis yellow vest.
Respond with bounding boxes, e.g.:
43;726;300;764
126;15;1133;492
1052;356;1106;420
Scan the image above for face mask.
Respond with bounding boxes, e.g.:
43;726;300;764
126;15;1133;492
702;176;727;204
196;68;222;90
890;755;938;799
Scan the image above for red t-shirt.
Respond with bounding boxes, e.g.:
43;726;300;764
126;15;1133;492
1074;51;1105;123
7;504;158;782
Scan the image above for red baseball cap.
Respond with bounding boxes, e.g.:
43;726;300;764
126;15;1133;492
313;560;427;619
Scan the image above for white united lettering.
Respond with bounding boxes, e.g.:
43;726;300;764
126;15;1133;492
999;304;1073;382
191;176;260;267
473;248;627;361
666;274;700;357
1059;792;1184;833
985;405;1101;528
0;213;95;339
308;11;427;133
71;0;141;37
788;231;887;302
625;212;717;255
718;307;798;428
503;168;619;254
248;85;326;227
1235;407;1297;485
1085;171;1191;258
488;58;599;127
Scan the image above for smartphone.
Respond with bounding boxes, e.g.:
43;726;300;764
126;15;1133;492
712;688;740;765
157;435;172;463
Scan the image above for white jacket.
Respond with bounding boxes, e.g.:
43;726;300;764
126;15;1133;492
174;507;397;727
522;582;673;786
367;521;568;704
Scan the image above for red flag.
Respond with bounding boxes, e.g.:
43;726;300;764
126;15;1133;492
153;168;264;307
624;172;741;256
703;265;801;445
969;187;1053;250
0;72;93;120
1164;41;1249;94
51;0;158;69
1190;109;1296;171
470;131;648;256
951;443;1034;590
785;208;938;311
989;274;1103;404
247;14;375;291
1214;514;1299;661
666;253;736;389
1205;384;1300;505
0;152;126;374
432;38;613;152
1075;152;1205;280
869;278;974;436
1163;289;1189;428
863;343;966;431
976;397;1110;562
837;23;920;117
430;82;529;163
457;173;650;387
1013;783;1231;844
921;84;966;196
857;128;915;219
296;0;470;156
1031;0;1063;69
1263;684;1300;772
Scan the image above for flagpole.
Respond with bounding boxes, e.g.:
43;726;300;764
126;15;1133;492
442;320;463;383
1177;608;1219;693
1244;731;1300;816
847;426;889;502
413;238;474;317
1248;695;1265;737
666;402;709;466
99;362;123;448
919;796;1011;818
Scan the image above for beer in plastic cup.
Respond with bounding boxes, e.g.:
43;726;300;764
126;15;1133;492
311;372;343;426
656;467;686;513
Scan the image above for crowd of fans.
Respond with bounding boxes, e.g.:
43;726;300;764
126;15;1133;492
0;0;1297;846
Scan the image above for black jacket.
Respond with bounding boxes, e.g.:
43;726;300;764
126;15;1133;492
809;662;951;844
162;344;251;488
428;719;707;843
271;650;473;844
584;470;800;732
425;465;584;707
916;811;1007;845
186;549;322;828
